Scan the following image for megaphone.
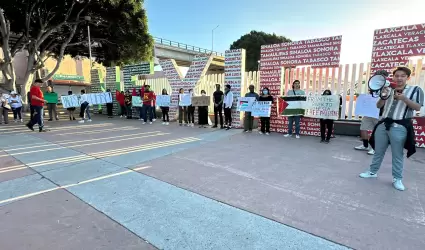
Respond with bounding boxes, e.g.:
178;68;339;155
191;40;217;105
368;74;393;100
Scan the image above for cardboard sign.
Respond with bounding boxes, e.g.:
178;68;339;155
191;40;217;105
252;101;272;117
355;94;380;119
61;95;80;108
156;95;171;107
191;96;210;106
304;94;340;120
132;96;143;107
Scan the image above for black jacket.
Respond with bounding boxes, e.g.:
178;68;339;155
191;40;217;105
369;118;416;158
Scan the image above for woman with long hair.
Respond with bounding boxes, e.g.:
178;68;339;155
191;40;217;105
160;88;170;125
198;90;209;128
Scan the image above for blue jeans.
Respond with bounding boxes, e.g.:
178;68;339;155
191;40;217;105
142;105;152;122
288;116;301;135
138;107;143;119
370;123;407;179
85;105;91;120
28;106;44;128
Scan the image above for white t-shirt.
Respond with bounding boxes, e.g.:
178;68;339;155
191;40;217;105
8;96;22;108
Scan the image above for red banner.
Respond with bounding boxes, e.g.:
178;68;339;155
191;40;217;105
413;117;425;148
370;23;425;74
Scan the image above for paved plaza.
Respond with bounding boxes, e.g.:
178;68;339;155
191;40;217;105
0;116;424;250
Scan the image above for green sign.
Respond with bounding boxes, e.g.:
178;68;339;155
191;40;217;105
52;74;85;81
44;92;58;104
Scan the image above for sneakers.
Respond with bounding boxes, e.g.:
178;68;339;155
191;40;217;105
284;134;292;137
20;119;23;123
26;123;34;131
78;120;85;124
354;145;369;151
142;122;146;125
166;122;169;125
153;119;157;122
367;148;375;155
87;119;92;122
295;135;300;139
149;122;153;125
359;171;378;178
259;131;263;135
162;122;166;125
393;178;405;191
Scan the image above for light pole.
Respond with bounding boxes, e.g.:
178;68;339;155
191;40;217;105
84;16;92;71
212;25;219;53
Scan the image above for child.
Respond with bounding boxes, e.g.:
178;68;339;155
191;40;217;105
320;89;333;143
259;87;273;135
160;89;170;125
198;90;209;128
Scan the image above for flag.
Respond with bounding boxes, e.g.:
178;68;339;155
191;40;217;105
279;96;306;116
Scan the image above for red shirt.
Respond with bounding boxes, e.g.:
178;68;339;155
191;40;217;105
142;91;154;105
30;86;44;107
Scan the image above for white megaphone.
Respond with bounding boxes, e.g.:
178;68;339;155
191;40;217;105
368;74;392;100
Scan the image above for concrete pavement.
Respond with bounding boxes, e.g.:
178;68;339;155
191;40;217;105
0;116;424;250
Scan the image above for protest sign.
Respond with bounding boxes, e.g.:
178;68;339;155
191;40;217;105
156;95;171;107
355;94;380;119
304;94;339;120
279;96;307;116
191;96;210;106
61;95;79;108
237;97;256;112
252;101;272;117
132;96;143;107
179;94;191;106
44;92;58;104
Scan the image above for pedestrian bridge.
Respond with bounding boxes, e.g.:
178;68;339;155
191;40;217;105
153;37;224;72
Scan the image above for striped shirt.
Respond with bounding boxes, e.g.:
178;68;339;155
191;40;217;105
381;85;424;120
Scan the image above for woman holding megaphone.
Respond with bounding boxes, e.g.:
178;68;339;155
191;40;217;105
359;67;424;192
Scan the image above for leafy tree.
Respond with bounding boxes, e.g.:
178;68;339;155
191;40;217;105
230;30;291;71
0;0;153;100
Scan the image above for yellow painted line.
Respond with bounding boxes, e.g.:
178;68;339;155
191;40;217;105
0;164;26;171
0;166;151;205
0;123;115;135
2;133;169;157
0;123;113;132
26;155;95;168
92;137;201;158
56;127;139;136
0;166;28;174
5;131;164;152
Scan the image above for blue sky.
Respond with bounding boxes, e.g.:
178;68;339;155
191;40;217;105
145;0;425;65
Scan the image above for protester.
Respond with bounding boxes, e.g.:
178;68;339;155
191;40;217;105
244;84;259;132
66;91;76;121
116;90;126;118
198;90;209;128
45;86;59;121
284;80;305;139
359;66;424;191
178;88;188;126
213;84;224;129
187;89;195;127
7;91;23;123
319;89;334;143
0;92;10;124
223;84;234;130
124;90;132;119
259;87;273;135
26;79;48;132
78;89;92;123
160;88;170;125
141;85;154;124
106;89;113;118
151;91;157;122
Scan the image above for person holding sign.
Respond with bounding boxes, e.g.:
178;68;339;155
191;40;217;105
284;80;305;139
187;89;195;127
8;91;23;123
223;84;234;130
160;89;170;125
44;86;59;121
319;90;334;143
213;84;224;129
243;85;260;132
198;90;209;128
178;88;188;126
66;91;76;121
124;90;132;119
258;87;273;135
359;67;424;191
78;89;92;123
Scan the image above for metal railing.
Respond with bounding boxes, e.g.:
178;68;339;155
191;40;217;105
153;37;223;56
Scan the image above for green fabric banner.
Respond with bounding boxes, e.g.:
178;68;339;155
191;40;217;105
44;92;58;104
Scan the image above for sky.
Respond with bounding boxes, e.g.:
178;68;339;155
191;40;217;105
145;0;425;69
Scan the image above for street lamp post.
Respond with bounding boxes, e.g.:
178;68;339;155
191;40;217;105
84;16;92;71
212;25;219;53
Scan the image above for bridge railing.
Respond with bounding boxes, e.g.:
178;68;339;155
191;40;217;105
154;37;223;57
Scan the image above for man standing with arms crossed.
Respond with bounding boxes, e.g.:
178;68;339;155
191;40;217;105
26;79;48;132
359;67;424;191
